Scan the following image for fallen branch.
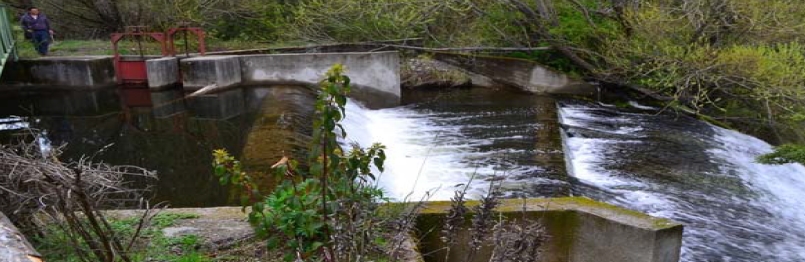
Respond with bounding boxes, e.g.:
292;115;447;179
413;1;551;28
380;44;552;52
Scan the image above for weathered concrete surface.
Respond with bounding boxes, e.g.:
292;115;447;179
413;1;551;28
433;53;594;95
417;197;683;262
239;51;400;108
0;56;116;90
107;207;253;253
531;96;570;197
146;57;180;90
0;212;42;262
240;86;316;193
180;56;242;91
401;56;505;89
186;88;245;120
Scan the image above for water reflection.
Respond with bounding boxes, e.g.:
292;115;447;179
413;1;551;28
0;87;264;207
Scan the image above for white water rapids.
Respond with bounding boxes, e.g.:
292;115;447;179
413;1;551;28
343;96;805;261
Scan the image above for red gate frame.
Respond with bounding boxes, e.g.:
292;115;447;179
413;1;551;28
166;27;206;56
111;30;168;85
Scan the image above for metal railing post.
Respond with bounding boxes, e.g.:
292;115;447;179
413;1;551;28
0;4;18;76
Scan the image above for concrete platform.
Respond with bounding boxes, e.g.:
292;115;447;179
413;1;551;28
239;51;400;108
417;197;683;262
433;53;595;96
0;56;116;90
180;55;241;91
100;197;681;262
146;57;180;90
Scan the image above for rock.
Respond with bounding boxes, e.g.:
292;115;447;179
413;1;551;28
0;212;41;262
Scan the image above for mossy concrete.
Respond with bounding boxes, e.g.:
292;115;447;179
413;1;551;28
239;86;316;194
432;53;594;96
416;197;682;262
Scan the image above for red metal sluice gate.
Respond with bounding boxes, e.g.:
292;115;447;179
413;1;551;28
167;23;206;56
111;26;167;86
111;24;207;87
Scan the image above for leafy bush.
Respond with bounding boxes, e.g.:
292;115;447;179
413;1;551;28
213;64;393;261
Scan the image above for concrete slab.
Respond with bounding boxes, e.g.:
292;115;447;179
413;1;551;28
417;197;683;262
433;53;595;96
239;51;401;108
0;56;116;90
146;57;180;90
180;56;241;91
106;207;253;252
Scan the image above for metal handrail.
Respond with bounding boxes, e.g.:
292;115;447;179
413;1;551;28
0;4;18;77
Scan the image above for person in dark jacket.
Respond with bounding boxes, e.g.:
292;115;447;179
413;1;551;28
20;7;54;56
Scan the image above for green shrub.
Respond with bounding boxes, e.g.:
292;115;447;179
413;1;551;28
213;64;391;261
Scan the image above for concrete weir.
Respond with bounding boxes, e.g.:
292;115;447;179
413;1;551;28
417;197;683;262
95;197;682;262
432;53;594;96
0;56;116;90
180;51;401;108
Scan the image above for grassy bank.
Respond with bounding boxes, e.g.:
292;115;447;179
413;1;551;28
33;213;209;262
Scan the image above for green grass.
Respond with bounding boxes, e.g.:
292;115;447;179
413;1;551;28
33;212;210;262
13;34;302;59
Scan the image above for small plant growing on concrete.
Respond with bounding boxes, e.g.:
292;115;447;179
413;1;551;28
213;64;397;261
439;178;549;262
490;199;548;262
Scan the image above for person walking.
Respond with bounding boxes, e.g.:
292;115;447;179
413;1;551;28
20;7;54;56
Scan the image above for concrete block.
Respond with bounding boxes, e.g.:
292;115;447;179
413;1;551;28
0;56;116;90
180;56;242;91
146;57;179;90
187;89;245;120
433;53;595;96
239;51;400;108
417;197;683;262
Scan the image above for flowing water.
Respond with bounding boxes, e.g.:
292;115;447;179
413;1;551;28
3;85;805;260
342;88;805;261
559;100;805;261
342;87;570;201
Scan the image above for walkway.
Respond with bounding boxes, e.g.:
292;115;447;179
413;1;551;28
0;4;18;76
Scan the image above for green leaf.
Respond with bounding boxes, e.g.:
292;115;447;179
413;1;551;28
336;94;347;107
253;202;264;213
214;165;225;176
267;237;280;249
